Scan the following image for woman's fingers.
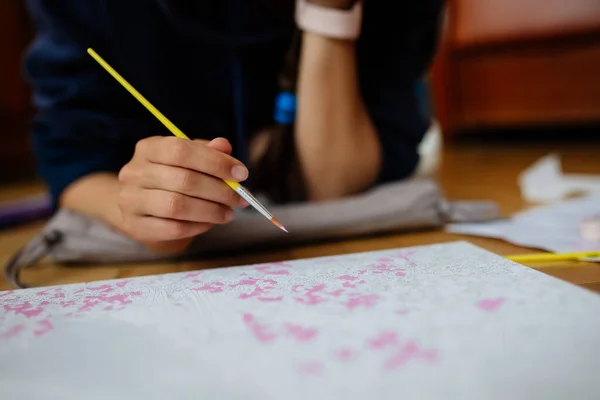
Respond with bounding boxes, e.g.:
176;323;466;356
122;163;248;208
116;136;246;247
121;215;213;243
119;186;235;225
138;136;248;182
206;137;233;154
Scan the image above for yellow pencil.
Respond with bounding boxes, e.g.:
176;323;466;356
506;251;600;263
86;48;287;232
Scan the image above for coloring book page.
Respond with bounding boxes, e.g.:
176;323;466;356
1;241;600;400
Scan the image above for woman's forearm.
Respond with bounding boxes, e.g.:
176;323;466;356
295;31;382;201
60;173;192;253
60;172;124;228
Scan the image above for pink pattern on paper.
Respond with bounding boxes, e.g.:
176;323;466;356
477;298;505;312
115;280;130;288
336;348;354;361
191;282;225;293
243;313;277;343
52;290;66;299
230;277;279;300
36;290;50;296
1;323;25;339
345;294;379;310
368;263;396;274
383;341;438;371
271;261;293;268
4;302;45;319
87;284;114;293
392;251;417;267
369;332;399;349
265;270;290;276
229;278;260;287
285;324;318;342
182;271;204;279
239;286;270;299
0;290;14;298
338;275;366;289
254;262;293;275
257;296;284;302
294;284;326;305
292;285;304;293
378;257;394;262
297;361;323;375
395;308;409;315
77;293;140;313
340;276;357;288
33;320;54;337
327;289;345;297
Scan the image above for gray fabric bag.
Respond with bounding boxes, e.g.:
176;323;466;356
4;179;500;288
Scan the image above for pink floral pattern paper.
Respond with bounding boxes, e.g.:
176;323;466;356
1;242;600;399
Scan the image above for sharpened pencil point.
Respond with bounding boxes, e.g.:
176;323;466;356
271;218;288;233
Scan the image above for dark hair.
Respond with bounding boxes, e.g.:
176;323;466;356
249;1;305;204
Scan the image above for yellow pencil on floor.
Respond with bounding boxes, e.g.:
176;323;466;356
506;251;600;263
86;48;287;233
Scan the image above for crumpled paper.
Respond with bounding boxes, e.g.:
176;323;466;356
518;153;600;203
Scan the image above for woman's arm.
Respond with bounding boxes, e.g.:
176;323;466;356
295;1;381;202
294;0;444;202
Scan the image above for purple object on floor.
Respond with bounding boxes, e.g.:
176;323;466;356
0;193;53;229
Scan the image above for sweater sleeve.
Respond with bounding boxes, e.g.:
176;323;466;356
357;0;444;183
23;0;136;207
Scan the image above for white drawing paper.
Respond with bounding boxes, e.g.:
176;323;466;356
1;241;600;400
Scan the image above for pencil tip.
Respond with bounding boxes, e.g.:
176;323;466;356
271;218;288;233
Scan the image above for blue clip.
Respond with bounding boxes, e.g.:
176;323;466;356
274;91;296;125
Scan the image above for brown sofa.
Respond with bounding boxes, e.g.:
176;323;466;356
430;0;600;137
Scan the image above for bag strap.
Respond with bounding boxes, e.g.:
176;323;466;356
3;230;63;289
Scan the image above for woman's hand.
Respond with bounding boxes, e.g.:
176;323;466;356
116;136;249;250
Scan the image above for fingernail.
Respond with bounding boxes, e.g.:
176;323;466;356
225;208;235;221
232;165;248;181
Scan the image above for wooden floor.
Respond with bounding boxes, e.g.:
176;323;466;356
2;137;600;292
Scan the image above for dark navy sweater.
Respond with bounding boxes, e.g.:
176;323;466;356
23;0;443;206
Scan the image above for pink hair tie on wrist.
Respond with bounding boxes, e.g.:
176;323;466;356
295;0;363;40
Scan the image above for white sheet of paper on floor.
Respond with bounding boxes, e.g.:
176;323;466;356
518;153;600;203
446;194;600;261
2;242;600;400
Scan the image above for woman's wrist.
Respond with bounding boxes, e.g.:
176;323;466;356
295;0;363;41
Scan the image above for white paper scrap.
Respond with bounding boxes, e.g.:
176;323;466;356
518;153;600;203
446;194;600;260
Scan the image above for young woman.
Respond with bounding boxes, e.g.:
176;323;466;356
24;0;444;253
